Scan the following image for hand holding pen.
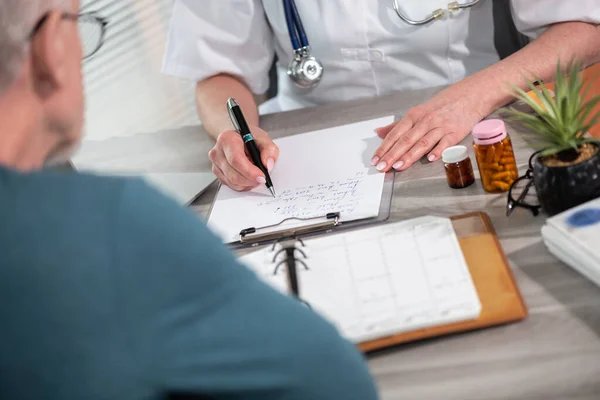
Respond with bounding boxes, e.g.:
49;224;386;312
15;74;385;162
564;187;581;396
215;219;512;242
208;99;279;193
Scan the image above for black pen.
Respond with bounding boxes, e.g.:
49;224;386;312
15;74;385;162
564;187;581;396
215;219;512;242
226;98;276;197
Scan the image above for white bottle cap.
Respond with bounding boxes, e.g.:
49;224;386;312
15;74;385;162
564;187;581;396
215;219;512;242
442;145;469;163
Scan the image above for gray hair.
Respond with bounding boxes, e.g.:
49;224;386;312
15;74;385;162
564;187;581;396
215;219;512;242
0;0;68;91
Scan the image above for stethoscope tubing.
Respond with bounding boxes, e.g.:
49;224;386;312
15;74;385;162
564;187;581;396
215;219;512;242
393;0;482;25
283;0;483;88
284;0;309;51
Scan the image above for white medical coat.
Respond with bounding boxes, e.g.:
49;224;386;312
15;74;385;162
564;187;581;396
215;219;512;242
162;0;600;114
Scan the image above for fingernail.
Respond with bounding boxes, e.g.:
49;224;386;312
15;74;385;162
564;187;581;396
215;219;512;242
257;176;266;184
371;156;380;166
428;154;436;162
267;158;275;172
376;161;387;171
393;161;404;170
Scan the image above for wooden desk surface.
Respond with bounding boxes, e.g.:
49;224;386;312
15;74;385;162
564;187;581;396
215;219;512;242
75;87;600;400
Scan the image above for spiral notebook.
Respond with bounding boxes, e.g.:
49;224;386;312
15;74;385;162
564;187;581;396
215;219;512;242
240;216;483;345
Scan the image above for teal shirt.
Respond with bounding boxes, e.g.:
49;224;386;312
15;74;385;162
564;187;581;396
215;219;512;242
0;167;378;400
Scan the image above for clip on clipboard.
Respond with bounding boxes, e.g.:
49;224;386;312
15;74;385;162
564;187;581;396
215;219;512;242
223;171;396;249
240;212;342;244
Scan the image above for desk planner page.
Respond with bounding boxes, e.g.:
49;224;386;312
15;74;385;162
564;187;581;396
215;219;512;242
239;216;482;343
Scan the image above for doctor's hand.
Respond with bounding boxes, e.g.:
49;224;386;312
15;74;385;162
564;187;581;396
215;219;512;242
371;91;483;172
209;126;279;191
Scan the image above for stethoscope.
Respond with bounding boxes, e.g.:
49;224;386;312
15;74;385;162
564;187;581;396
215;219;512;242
393;0;482;25
284;0;324;89
284;0;483;89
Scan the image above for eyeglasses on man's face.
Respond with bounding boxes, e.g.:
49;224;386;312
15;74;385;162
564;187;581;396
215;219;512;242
506;150;543;217
29;12;108;60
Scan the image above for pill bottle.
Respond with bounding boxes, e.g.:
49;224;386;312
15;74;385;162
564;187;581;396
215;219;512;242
472;119;518;193
442;145;475;189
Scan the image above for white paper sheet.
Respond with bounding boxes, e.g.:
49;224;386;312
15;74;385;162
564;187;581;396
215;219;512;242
140;173;215;205
78;171;215;206
240;216;482;343
207;116;394;242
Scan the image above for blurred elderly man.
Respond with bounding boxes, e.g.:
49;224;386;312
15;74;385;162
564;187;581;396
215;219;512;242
0;1;378;399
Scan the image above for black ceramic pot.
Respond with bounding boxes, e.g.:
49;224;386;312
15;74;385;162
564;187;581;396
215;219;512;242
534;144;600;216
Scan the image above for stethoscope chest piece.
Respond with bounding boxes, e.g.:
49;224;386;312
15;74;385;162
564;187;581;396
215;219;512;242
288;47;323;89
284;0;323;89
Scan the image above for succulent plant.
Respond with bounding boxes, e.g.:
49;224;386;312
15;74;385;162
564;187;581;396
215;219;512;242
506;58;600;162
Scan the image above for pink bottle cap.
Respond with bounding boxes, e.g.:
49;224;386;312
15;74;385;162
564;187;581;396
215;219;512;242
472;119;507;145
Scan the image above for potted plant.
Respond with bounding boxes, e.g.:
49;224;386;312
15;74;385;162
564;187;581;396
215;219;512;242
506;59;600;216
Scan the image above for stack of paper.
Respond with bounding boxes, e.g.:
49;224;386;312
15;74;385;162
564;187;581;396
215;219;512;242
76;169;215;206
542;197;600;287
137;173;215;206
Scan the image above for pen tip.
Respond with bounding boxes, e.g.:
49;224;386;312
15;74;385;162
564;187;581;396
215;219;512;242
227;98;238;108
269;187;276;198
